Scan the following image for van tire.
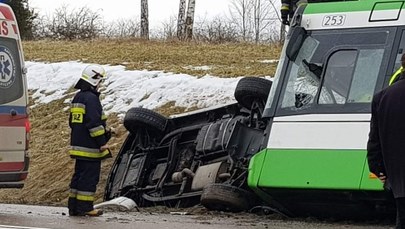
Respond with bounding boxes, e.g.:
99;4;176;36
200;183;255;212
234;77;272;109
124;107;168;134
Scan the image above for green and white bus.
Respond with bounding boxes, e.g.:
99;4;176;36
248;0;405;217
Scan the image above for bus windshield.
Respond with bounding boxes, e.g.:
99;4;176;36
265;27;394;116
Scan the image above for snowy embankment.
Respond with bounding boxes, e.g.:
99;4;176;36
26;61;273;117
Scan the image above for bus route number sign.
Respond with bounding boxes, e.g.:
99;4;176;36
322;15;346;27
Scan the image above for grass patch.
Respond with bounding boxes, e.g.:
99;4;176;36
23;39;282;77
154;101;199;117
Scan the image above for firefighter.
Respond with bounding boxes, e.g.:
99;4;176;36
68;64;112;217
281;0;293;25
281;0;307;25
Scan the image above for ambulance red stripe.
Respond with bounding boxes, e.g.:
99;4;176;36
0;115;27;126
11;24;17;34
0;6;15;21
0;162;24;171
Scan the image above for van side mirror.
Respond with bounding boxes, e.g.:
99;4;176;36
286;26;307;61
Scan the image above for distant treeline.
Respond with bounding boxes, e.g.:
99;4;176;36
8;0;284;43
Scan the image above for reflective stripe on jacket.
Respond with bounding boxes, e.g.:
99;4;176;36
389;66;403;86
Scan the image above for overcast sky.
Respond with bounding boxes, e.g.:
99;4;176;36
30;0;233;29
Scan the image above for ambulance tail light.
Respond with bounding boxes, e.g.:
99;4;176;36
25;119;30;150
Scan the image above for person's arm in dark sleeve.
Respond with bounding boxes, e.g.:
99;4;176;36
367;92;386;176
85;96;107;148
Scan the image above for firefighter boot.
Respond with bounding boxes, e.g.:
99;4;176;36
84;209;103;217
68;210;78;216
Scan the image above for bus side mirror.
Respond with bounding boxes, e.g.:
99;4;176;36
286;26;307;62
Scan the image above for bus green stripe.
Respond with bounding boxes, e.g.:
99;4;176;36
304;1;404;14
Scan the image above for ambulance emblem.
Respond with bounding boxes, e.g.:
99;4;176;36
0;46;15;88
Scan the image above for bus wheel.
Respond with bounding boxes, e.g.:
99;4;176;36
234;77;272;110
123;107;168;134
200;183;255;212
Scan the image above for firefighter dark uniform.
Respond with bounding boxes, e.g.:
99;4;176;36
68;64;111;217
281;0;307;25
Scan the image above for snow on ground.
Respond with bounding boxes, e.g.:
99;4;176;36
26;61;273;117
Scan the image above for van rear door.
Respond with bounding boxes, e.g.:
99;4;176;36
0;3;29;188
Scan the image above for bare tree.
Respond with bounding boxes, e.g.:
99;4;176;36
177;0;186;39
141;0;149;39
37;5;102;40
280;23;286;42
229;0;279;42
253;0;276;43
159;15;178;40
229;0;253;41
102;18;140;38
254;0;261;43
32;15;51;39
265;0;285;42
185;0;196;40
194;16;239;43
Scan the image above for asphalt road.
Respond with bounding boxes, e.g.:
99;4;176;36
0;204;396;229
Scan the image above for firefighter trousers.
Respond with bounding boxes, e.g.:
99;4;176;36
68;159;101;214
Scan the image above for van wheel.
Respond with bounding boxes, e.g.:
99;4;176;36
124;107;168;134
200;183;256;212
234;77;272;110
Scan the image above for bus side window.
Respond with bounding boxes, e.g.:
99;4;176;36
394;30;405;71
319;49;384;105
319;50;357;104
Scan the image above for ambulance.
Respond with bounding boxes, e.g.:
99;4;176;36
247;0;405;217
0;3;30;188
